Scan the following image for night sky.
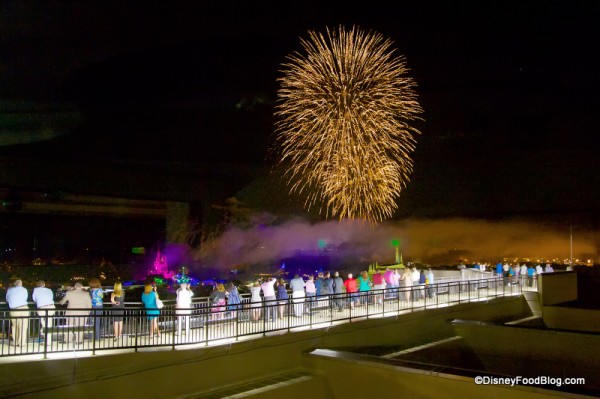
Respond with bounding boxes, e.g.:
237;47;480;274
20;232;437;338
1;0;599;221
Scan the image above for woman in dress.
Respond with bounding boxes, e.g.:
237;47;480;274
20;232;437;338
275;278;289;319
110;281;125;341
250;280;262;322
209;283;227;321
176;282;194;337
225;282;241;319
402;268;413;302
89;277;104;341
141;283;161;338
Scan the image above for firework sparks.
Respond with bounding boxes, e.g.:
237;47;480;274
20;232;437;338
275;25;423;222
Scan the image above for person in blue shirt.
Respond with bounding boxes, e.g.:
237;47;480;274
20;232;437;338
527;265;536;287
323;272;334;296
89;278;104;341
275;278;289;319
141;283;161;338
315;272;325;296
496;262;503;277
508;265;515;285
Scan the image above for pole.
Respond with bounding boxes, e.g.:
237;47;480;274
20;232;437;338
570;224;573;269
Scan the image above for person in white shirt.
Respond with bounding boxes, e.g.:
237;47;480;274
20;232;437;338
520;264;527;285
175;283;194;338
411;268;421;300
390;270;401;298
402;269;413;301
536;264;543;275
426;268;435;298
289;274;306;317
6;280;29;347
32;280;55;343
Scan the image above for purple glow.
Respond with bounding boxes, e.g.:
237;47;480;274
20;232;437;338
147;248;174;279
194;215;597;270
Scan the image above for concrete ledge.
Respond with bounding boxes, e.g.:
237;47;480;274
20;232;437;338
0;297;528;398
304;349;589;399
539;272;577;306
452;320;600;393
543;306;600;333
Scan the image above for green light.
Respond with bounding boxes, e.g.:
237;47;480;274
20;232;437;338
318;239;327;249
391;239;400;247
131;246;146;254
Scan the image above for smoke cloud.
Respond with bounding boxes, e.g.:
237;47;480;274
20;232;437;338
192;215;597;270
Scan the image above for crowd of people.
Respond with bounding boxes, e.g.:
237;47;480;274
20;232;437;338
491;262;556;287
2;277;249;344
12;262;537;344
240;267;438;321
4;278;170;345
4;279;124;346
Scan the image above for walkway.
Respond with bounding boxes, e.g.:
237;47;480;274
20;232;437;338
0;275;537;360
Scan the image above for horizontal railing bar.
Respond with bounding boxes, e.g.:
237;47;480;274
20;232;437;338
0;275;535;359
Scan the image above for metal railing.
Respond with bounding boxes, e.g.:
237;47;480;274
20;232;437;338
0;275;537;359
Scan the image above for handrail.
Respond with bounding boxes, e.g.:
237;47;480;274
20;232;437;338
0;275;536;359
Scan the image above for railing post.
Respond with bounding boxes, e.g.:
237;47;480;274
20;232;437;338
397;286;400;313
43;309;48;359
287;298;291;333
134;310;139;352
171;307;176;351
92;310;97;355
348;293;352;322
468;279;472;302
204;308;209;345
310;297;313;327
262;301;266;337
236;304;240;340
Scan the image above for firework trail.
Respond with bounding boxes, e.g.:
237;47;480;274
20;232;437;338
275;25;423;222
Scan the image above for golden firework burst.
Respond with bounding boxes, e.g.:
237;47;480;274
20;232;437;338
275;25;423;222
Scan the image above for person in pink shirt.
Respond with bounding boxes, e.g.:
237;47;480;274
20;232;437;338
260;277;277;322
383;268;394;299
304;275;316;313
383;268;393;285
372;270;386;305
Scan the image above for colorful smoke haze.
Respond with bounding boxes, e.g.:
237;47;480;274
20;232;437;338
192;216;597;270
